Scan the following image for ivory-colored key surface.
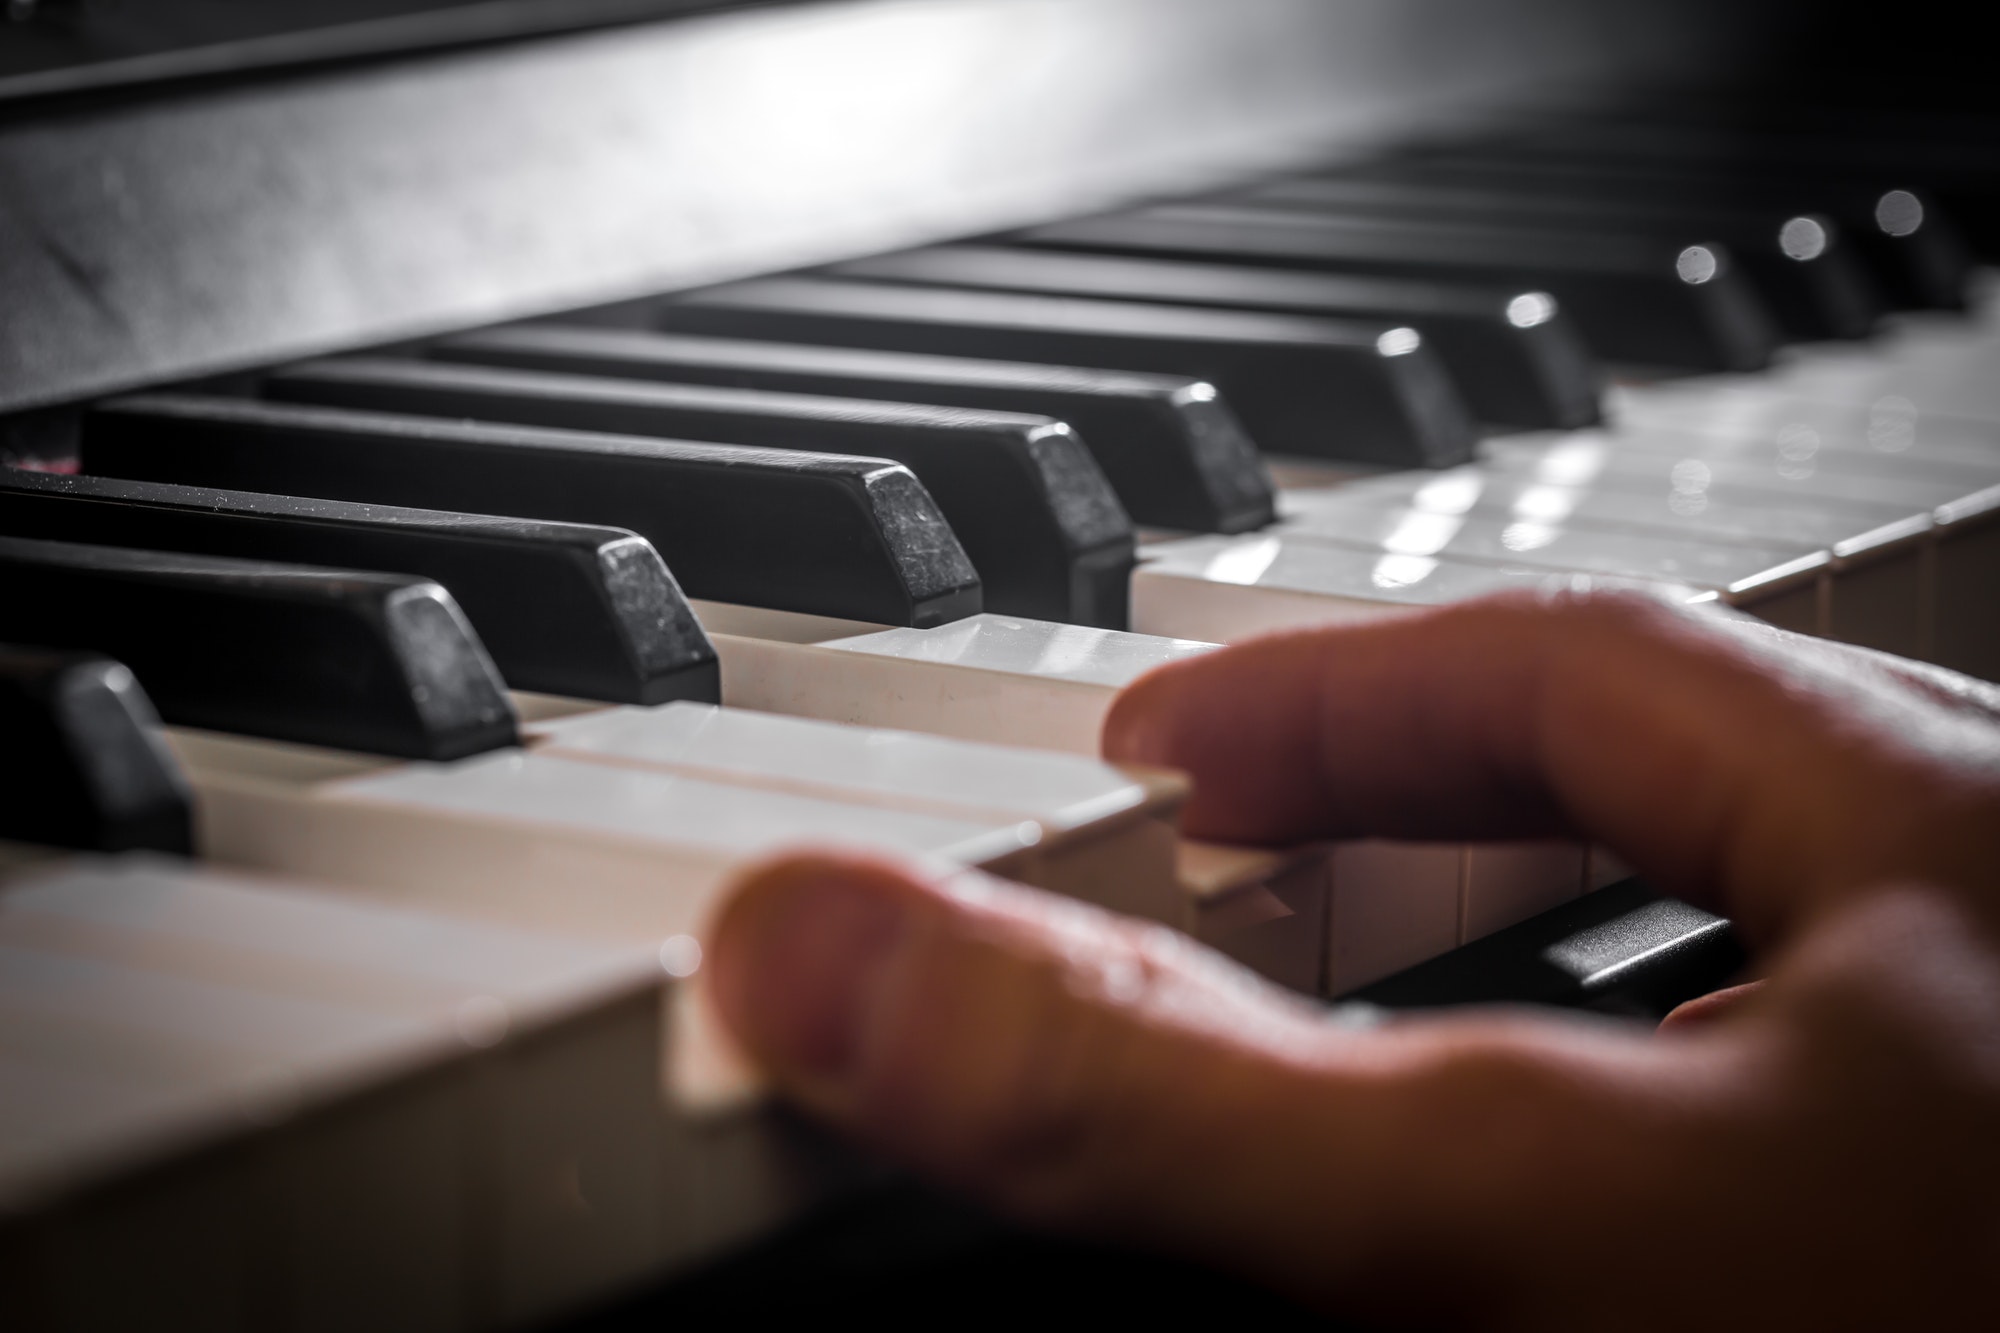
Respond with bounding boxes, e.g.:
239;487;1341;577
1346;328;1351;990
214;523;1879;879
679;607;1342;987
0;857;671;1331
168;709;1186;938
694;603;1212;755
1130;530;1714;643
525;702;1186;924
686;603;1598;993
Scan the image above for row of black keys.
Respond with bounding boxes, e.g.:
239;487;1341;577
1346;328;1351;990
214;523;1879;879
2;120;1984;771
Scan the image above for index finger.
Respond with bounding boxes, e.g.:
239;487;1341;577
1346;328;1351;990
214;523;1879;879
1101;589;2000;938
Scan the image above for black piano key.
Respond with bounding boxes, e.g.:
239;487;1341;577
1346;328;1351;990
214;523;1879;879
1227;178;1886;342
1352;879;1743;1018
0;537;517;761
1015;205;1782;373
653;276;1478;469
1354;153;1976;312
263;357;1134;630
435;325;1277;536
80;395;982;630
828;244;1602;431
0;645;194;855
0;469;717;706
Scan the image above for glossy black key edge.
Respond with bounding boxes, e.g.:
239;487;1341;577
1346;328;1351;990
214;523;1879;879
0;470;718;707
1350;879;1745;1019
260;357;1135;629
830;244;1605;432
1215;181;1886;342
1347;153;1978;312
79;395;983;630
435;325;1279;535
0;536;518;762
1015;209;1781;374
658;277;1480;469
0;644;194;855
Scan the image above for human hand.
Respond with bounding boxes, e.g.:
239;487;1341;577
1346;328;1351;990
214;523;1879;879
709;591;2000;1329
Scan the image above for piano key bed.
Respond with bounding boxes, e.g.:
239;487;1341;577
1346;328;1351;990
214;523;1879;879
6;73;2000;1327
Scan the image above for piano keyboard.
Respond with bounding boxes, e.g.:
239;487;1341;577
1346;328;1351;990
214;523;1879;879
7;57;2000;1327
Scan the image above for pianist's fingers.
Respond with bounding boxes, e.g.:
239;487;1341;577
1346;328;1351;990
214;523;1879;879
1102;588;2000;941
711;851;2000;1327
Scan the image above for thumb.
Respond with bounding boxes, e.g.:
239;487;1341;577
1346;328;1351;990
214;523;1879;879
704;851;1690;1318
706;850;1379;1250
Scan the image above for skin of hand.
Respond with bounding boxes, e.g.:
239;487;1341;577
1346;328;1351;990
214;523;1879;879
707;590;2000;1330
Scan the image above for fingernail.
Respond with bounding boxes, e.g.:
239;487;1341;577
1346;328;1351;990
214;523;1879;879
716;868;912;1081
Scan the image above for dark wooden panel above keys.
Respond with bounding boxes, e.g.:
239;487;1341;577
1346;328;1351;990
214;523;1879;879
263;357;1134;629
0;470;717;706
828;245;1602;431
1016;205;1782;373
435;325;1277;536
0;644;193;855
1223;178;1886;342
0;536;518;761
80;395;982;630
652;276;1478;469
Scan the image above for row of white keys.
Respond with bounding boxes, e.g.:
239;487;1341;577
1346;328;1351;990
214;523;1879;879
1275;448;1978;661
692;603;1598;995
168;709;1185;945
160;693;1184;1259
611;605;1332;988
0;855;669;1332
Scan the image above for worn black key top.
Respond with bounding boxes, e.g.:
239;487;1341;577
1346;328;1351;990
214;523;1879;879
1352;879;1743;1018
1228;178;1886;342
1349;154;1976;312
264;357;1134;629
0;537;517;761
1016;205;1781;372
654;276;1477;468
81;395;981;630
0;469;716;706
0;644;193;855
829;245;1601;431
435;325;1277;535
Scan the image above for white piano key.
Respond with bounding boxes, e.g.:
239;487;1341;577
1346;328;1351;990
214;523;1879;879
1459;841;1586;943
1281;481;1926;656
1586;845;1638;891
1610;383;2000;471
1933;483;2000;680
1482;430;1974;511
1323;841;1463;997
1280;464;1919;553
0;857;675;1330
527;700;1187;924
529;701;1153;831
703;607;1214;755
1274;502;1815;596
1131;530;1710;643
1177;842;1329;995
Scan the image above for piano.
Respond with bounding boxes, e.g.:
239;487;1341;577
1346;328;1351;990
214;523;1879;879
3;1;1995;1326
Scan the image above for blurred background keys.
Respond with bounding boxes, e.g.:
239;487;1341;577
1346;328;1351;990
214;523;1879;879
433;325;1278;535
0;470;718;706
261;357;1136;629
1216;179;1885;342
829;244;1604;432
80;395;984;630
0;536;518;761
1332;155;1976;313
1016;204;1783;372
0;646;193;855
653;275;1479;468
